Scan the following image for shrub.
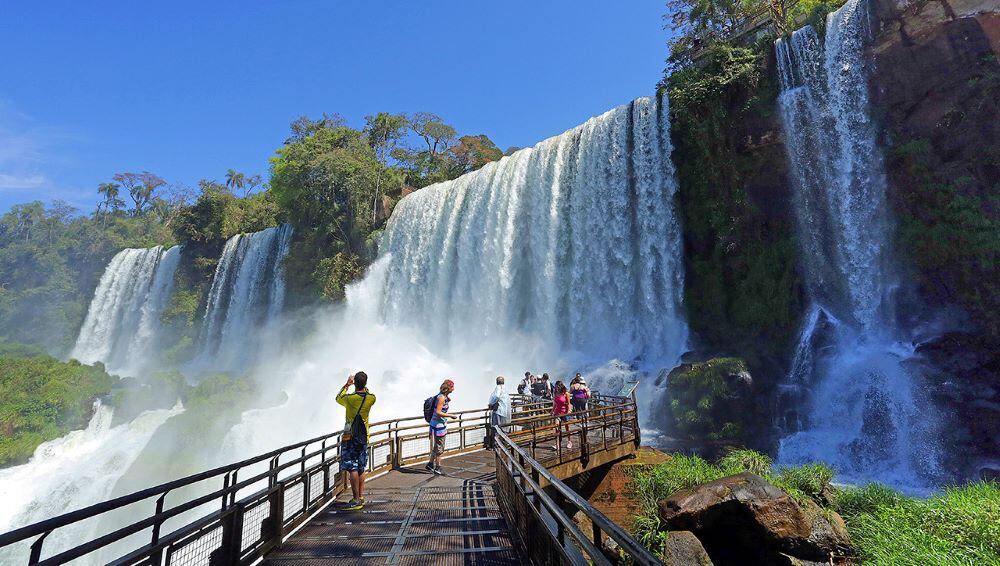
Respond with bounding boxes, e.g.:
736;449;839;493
718;448;773;476
773;463;835;502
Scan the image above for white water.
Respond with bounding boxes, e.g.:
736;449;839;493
70;245;182;376
381;95;686;364
775;0;941;489
196;224;293;373
224;95;688;458
0;402;181;563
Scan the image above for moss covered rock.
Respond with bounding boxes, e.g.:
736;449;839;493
666;357;754;442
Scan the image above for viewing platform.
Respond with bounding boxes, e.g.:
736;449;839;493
0;395;660;565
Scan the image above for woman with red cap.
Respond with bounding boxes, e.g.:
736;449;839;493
427;379;457;474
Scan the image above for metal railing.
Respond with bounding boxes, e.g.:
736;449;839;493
0;393;652;566
493;393;659;566
0;404;503;566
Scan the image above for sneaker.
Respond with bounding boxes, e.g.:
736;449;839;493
424;463;435;473
345;499;364;511
432;466;444;476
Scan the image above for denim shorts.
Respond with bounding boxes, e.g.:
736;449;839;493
341;439;368;472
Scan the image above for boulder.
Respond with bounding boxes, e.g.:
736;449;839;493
657;473;851;565
661;531;714;565
665;358;755;442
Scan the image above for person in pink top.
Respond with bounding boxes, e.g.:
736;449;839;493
551;380;572;449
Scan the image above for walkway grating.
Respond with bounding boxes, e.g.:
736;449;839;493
262;452;518;565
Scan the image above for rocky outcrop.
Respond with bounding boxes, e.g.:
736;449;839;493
662;530;714;565
869;0;1000;481
870;0;999;334
913;332;1000;479
657;472;852;565
663;358;757;444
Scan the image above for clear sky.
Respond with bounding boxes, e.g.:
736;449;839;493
0;1;670;213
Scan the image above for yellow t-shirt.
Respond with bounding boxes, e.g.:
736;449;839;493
336;386;376;443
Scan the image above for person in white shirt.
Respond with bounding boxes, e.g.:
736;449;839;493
488;376;512;448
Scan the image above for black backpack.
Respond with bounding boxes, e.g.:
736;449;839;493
423;394;439;423
346;392;369;444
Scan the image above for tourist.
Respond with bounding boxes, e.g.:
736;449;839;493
518;371;530;395
427;379;457;474
570;374;591;416
529;372;548;401
542;373;553;400
487;376;511;448
551;380;572;449
336;371;376;510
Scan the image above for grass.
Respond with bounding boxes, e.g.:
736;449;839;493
835;482;1000;565
630;449;1000;564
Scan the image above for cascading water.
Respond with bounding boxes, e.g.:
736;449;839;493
71;245;182;376
222;95;689;461
775;0;941;489
196;224;293;373
0;401;181;564
381;95;687;364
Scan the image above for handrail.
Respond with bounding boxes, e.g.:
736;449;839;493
492;394;657;565
0;391;650;565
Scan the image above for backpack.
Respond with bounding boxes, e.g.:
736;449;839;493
344;392;369;444
423;394;439;423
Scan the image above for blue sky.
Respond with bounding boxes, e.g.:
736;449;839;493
0;1;670;213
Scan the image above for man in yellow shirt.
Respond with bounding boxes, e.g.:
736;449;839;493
336;371;376;510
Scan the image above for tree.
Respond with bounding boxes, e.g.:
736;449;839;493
363;113;408;224
450;135;503;174
97;182;125;221
408;112;457;160
224;169;246;194
286;113;348;143
113;172;166;217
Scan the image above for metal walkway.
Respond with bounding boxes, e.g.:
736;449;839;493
0;394;660;565
263;452;515;565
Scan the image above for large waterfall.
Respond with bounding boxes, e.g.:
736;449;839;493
221;95;688;463
381;95;687;364
196;225;293;372
775;0;940;488
71;245;182;376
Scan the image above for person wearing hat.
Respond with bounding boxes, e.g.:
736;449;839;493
570;373;591;415
427;379;457;474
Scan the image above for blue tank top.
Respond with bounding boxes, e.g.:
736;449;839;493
429;394;450;437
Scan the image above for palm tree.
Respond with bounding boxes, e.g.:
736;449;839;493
225;169;246;194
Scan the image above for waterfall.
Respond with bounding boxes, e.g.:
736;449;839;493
775;0;941;488
0;401;182;564
71;245;182;376
196;224;293;372
381;95;687;364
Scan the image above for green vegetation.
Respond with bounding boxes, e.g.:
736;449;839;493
667;357;752;441
0;353;115;466
269;112;504;302
666;39;805;367
0;200;174;354
631;449;1000;564
835;482;1000;565
890;135;1000;338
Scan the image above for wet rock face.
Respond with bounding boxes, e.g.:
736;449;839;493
868;0;1000;482
657;472;852;565
915;332;1000;480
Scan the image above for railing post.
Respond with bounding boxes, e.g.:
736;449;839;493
28;531;50;565
221;472;231;512
149;491;169;564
